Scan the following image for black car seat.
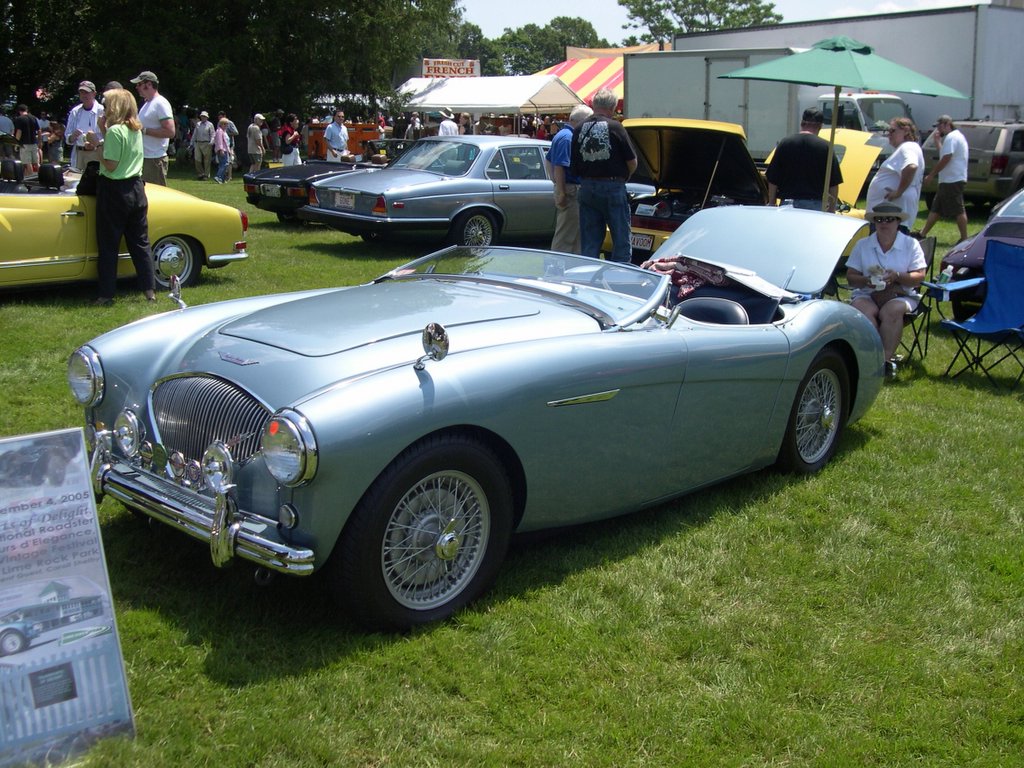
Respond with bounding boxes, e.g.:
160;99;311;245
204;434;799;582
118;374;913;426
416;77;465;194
36;163;64;191
0;158;28;193
676;296;750;325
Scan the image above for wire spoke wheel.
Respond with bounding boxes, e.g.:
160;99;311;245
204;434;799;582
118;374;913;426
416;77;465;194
382;470;490;610
794;367;841;465
777;348;849;474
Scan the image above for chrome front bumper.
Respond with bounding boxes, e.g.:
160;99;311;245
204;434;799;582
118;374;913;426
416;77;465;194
92;441;314;576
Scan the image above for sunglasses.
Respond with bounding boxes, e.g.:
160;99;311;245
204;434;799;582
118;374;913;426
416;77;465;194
874;216;900;223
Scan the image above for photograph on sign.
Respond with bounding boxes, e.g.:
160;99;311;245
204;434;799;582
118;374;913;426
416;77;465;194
0;428;134;767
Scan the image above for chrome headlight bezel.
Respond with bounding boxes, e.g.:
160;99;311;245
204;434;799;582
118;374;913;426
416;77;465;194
261;409;318;487
68;346;105;407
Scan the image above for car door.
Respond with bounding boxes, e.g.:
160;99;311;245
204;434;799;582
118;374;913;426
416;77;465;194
489;146;555;237
0;190;92;285
667;320;792;484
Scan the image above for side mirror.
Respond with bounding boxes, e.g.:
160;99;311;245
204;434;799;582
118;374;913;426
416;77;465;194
415;322;449;370
168;274;187;310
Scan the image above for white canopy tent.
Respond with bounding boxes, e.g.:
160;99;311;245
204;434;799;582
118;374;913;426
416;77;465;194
397;75;584;114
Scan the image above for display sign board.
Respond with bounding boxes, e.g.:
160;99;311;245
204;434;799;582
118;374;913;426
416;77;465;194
0;429;134;767
422;58;480;78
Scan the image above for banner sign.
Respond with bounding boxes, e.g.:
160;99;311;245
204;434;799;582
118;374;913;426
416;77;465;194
0;429;134;767
422;58;480;78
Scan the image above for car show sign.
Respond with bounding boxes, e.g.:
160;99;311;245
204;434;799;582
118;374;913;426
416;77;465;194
422;58;480;78
0;429;134;767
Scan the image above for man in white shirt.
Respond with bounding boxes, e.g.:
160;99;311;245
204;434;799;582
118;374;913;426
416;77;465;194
323;110;350;162
130;70;176;186
190;111;215;180
65;81;105;171
920;115;969;241
437;108;458;136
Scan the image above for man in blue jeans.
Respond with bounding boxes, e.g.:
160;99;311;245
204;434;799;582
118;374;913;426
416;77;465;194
570;88;637;262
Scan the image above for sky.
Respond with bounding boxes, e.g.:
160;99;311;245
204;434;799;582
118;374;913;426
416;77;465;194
458;0;987;44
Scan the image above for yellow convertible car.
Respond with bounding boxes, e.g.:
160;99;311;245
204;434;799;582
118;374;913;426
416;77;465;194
0;160;248;290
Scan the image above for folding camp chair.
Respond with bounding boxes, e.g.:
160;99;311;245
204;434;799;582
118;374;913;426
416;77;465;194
896;236;937;362
940;239;1024;389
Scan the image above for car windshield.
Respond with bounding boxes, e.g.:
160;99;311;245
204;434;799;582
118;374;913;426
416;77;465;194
390;140;481;176
996;189;1024;218
381;246;669;327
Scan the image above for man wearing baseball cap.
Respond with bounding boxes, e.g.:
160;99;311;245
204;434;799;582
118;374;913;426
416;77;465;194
65;80;105;171
131;70;175;185
247;113;267;173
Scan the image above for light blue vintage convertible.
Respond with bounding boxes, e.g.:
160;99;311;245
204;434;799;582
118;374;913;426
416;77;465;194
68;206;882;630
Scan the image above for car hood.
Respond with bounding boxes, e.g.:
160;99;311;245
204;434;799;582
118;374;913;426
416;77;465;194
651;205;869;296
218;278;597;357
624;118;766;201
150;280;599;406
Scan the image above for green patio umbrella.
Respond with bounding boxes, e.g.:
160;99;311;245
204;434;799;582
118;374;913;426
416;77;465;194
720;36;969;210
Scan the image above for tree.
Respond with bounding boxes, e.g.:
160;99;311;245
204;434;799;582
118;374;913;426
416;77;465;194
619;0;782;42
1;0;463;124
493;17;609;75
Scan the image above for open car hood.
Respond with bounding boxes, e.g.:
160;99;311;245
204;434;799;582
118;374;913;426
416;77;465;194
764;128;881;208
624;118;766;202
651;205;869;296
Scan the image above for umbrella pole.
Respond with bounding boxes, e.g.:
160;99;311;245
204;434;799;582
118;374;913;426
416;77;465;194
822;85;839;212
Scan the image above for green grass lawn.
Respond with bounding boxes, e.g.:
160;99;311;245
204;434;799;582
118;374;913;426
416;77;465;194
1;165;1021;766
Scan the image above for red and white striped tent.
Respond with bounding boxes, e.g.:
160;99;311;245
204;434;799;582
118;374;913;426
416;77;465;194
537;58;625;109
537;45;659;110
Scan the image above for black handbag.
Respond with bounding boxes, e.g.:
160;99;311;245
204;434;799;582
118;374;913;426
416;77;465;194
77;160;99;195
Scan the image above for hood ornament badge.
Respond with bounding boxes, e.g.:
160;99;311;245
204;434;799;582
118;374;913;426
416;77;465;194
219;352;259;366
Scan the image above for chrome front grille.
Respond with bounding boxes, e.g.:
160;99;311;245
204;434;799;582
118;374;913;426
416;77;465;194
151;375;270;465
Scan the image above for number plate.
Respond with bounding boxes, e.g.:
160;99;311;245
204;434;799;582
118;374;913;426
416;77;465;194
334;192;355;210
260;184;282;198
630;232;655;252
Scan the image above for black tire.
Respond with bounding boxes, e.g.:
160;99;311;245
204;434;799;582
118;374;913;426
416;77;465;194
0;629;27;656
152;235;201;288
360;232;380;243
328;434;513;630
448;210;497;246
276;211;302;225
776;348;849;474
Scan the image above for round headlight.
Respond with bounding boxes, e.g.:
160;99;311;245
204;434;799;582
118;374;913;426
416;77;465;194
113;410;142;458
68;347;104;406
202;441;235;494
262;410;318;486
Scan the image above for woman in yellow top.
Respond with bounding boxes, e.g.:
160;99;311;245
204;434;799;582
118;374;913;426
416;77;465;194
94;88;155;306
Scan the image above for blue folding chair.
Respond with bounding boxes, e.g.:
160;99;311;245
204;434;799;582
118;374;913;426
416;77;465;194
939;239;1024;389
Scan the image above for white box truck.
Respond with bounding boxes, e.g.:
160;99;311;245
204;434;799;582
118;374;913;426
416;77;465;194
623;48;910;163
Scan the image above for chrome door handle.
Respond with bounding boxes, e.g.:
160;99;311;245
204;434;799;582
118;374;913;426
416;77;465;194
498;184;510;190
61;211;85;217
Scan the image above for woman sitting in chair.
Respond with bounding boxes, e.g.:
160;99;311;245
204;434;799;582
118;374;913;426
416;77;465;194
846;203;928;377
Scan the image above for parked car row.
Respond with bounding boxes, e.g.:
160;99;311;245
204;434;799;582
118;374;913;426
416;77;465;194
243;139;413;223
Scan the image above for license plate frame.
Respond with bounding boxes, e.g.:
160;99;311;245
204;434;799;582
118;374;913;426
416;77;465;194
630;232;655;252
260;184;282;198
334;191;355;210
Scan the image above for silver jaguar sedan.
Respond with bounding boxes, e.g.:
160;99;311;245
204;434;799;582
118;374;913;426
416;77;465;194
298;135;556;246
